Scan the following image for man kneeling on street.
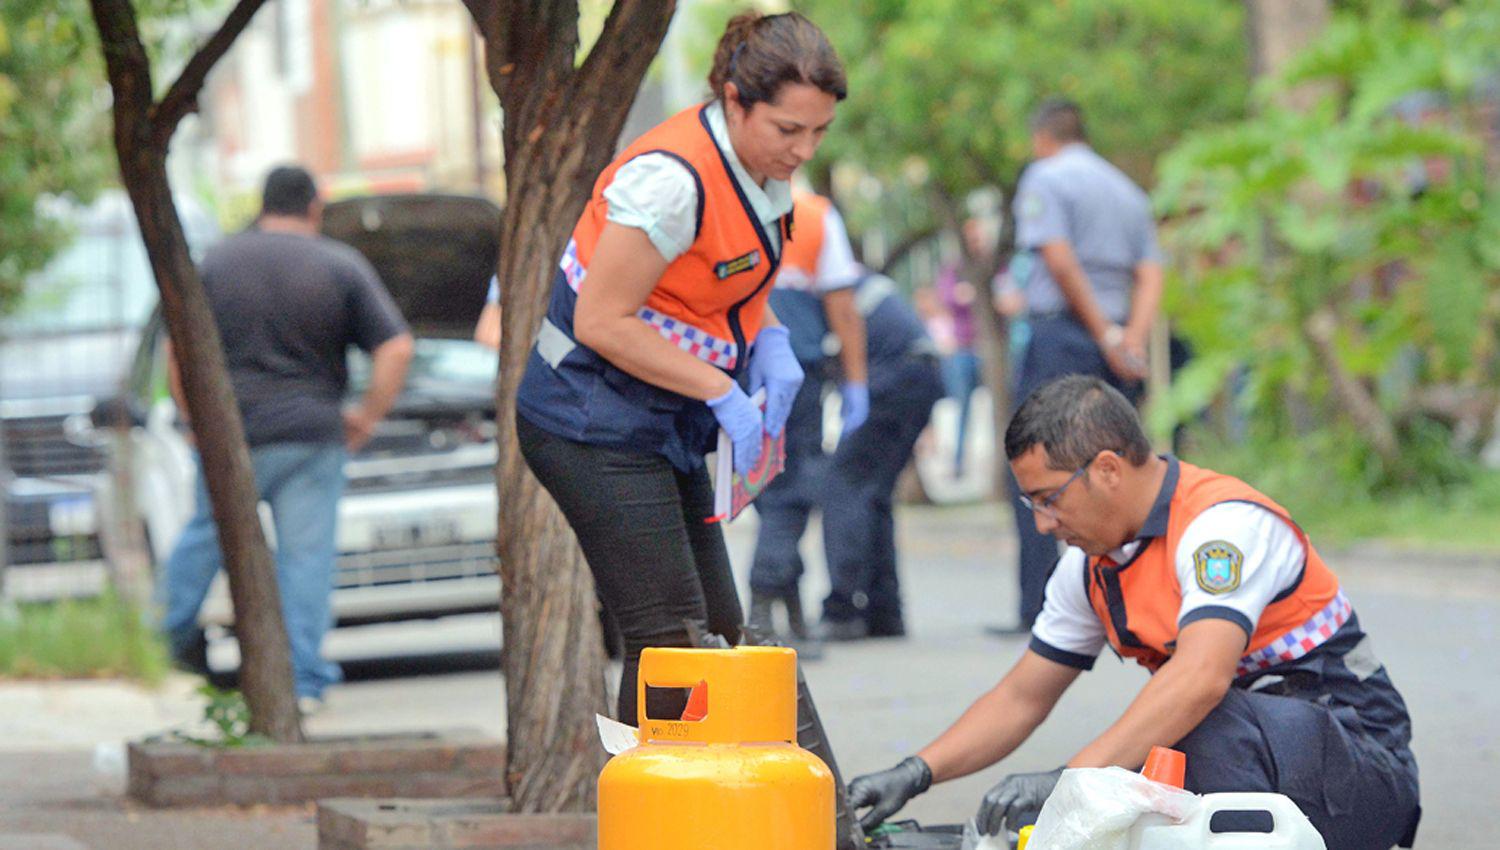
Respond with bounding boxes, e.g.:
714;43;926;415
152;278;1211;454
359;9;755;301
849;375;1420;850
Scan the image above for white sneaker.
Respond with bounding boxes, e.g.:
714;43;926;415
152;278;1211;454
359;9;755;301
297;695;325;716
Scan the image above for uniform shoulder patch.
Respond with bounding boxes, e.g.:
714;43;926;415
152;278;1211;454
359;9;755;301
1193;540;1244;595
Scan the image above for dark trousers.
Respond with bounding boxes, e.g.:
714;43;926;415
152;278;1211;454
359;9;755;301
749;371;827;596
516;413;743;723
1009;316;1143;625
1177;685;1419;850
821;355;944;633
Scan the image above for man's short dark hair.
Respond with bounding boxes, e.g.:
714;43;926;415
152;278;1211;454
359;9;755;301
1029;98;1087;144
261;165;318;217
1005;375;1151;469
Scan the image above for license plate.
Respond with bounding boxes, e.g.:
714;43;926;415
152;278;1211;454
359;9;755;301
48;495;97;537
371;518;461;550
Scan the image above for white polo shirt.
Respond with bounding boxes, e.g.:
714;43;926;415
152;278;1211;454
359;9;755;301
1032;501;1308;668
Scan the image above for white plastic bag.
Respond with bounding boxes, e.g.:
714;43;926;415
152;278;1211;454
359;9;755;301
1026;767;1200;850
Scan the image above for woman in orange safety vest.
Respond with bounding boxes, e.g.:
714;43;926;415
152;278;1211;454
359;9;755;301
515;11;846;723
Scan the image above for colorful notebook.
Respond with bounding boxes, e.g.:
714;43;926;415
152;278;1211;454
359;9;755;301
712;389;786;522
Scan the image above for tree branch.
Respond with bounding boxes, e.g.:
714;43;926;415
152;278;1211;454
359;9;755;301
150;0;272;145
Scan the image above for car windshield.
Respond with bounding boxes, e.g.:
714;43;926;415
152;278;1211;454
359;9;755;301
348;338;497;390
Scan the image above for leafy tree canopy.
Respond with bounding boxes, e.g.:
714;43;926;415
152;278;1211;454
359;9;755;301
796;0;1249;250
1156;0;1500;487
0;0;113;311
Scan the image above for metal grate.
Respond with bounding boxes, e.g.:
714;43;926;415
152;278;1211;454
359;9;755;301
2;415;104;477
334;541;497;589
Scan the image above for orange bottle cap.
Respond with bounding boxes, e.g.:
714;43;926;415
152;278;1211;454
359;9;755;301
1142;746;1185;788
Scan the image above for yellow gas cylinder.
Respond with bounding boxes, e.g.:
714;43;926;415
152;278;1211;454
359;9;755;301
598;645;834;849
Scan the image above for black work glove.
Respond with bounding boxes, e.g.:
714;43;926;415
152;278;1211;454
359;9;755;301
976;766;1065;836
847;755;933;832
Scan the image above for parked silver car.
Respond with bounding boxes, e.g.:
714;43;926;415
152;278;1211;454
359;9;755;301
1;192;217;602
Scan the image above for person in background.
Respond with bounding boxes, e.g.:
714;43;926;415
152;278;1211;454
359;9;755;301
815;272;944;641
512;12;846;722
746;190;867;657
849;377;1420;850
473;275;501;349
161;165;414;716
1001;98;1163;635
932;220;989;478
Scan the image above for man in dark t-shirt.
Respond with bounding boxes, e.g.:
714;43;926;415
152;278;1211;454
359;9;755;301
161;166;412;713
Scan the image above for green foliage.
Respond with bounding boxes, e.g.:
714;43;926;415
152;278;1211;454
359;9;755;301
1181;426;1500;551
0;592;170;682
796;0;1249;249
1156;0;1500;489
0;0;113;313
173;685;272;748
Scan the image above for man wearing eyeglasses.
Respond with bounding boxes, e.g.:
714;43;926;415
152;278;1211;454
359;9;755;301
848;376;1420;850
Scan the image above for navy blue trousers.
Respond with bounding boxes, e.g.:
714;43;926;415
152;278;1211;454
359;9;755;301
749;372;829;596
820;355;944;633
1177;683;1419;850
1009;316;1143;625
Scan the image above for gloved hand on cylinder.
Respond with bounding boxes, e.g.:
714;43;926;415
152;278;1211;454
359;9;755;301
747;325;804;438
707;382;764;475
847;755;932;832
839;380;869;435
976;766;1064;836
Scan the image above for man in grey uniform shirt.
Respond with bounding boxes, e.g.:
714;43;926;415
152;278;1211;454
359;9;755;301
1002;99;1164;632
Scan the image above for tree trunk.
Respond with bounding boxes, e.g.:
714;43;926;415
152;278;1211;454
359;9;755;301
462;0;676;813
1244;0;1331;108
88;0;301;743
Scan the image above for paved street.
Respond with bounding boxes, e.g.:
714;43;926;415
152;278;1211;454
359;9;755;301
0;502;1496;848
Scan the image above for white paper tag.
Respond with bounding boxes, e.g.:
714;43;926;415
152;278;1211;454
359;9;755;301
596;713;639;755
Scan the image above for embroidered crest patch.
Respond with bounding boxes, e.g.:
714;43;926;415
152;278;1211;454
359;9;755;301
714;250;760;280
1193;541;1243;595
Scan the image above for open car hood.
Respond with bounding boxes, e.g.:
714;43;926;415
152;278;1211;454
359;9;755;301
321;194;501;339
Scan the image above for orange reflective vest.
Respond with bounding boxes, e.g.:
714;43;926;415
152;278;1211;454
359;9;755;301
517;103;792;470
1087;460;1346;676
775;191;831;292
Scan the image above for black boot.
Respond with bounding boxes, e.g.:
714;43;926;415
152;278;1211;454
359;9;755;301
748;592;778;632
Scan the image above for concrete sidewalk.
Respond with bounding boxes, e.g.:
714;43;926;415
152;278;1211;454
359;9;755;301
1;503;1496;848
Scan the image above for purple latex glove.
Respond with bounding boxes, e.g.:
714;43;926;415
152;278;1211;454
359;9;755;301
747;325;804;438
840;380;870;435
707;382;763;475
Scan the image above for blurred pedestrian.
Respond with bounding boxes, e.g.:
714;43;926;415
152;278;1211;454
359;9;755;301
746;190;868;658
161;165;414;715
931;220;990;478
513;12;846;723
1000;98;1164;634
816;272;944;641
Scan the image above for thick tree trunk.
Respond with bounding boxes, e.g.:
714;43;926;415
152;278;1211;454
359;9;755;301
463;0;676;813
89;0;301;743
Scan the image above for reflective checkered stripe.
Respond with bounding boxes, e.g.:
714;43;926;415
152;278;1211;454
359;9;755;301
638;307;738;370
559;238;587;291
1237;590;1352;677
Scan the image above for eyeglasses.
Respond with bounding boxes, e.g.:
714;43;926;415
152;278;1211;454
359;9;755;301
1018;457;1094;517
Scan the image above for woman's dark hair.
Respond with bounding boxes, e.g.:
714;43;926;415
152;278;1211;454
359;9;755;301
1004;375;1152;469
708;11;846;108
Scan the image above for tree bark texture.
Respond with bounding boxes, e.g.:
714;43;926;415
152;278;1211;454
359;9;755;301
462;0;676;813
88;0;302;743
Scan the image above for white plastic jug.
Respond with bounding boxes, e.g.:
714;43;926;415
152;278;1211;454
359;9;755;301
1129;793;1326;850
